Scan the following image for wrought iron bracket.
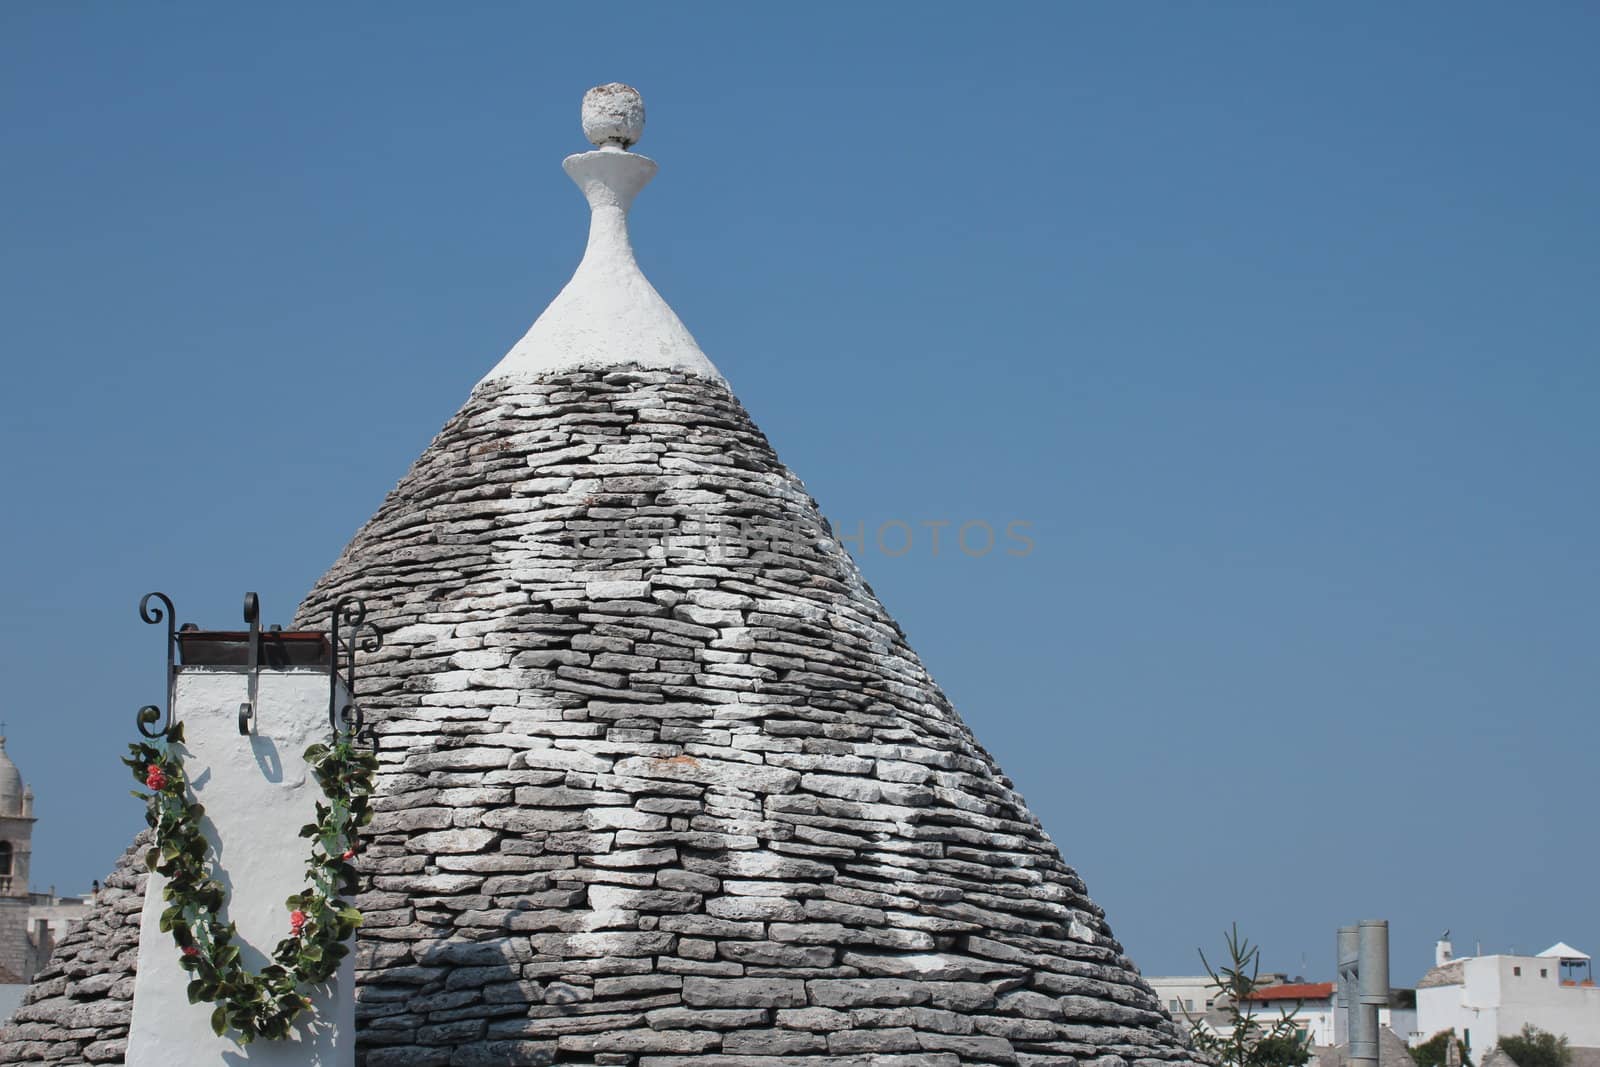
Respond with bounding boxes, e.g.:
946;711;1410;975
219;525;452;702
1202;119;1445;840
238;592;261;735
136;589;381;746
135;592;178;738
330;597;381;744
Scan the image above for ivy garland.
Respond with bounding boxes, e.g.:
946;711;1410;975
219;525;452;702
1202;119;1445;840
126;721;378;1042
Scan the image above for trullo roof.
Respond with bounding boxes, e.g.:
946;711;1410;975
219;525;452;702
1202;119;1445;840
1;85;1201;1067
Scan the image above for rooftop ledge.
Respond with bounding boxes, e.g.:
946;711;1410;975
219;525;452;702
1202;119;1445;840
176;628;331;668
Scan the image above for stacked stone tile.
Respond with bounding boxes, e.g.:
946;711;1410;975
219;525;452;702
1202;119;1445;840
281;368;1199;1066
0;85;1202;1067
0;834;148;1062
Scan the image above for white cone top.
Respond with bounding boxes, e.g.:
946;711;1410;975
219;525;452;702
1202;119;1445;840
1538;942;1590;960
480;85;723;387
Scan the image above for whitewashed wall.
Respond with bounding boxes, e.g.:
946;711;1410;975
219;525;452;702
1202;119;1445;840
1418;955;1600;1054
126;668;354;1067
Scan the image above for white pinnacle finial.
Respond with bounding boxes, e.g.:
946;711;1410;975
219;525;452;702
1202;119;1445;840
478;86;722;386
582;83;645;150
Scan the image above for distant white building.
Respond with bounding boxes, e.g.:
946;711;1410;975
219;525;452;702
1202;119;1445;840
1148;974;1414;1046
1147;975;1226;1021
1416;937;1600;1055
1248;981;1339;1045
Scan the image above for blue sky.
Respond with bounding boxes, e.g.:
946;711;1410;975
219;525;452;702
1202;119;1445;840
2;3;1596;986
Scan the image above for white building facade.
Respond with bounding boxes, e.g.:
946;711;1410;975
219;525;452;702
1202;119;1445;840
1148;974;1416;1047
1249;982;1339;1045
1417;940;1600;1054
1147;975;1224;1021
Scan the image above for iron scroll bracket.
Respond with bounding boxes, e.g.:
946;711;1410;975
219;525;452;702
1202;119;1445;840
238;592;260;735
330;597;381;744
135;589;381;745
135;592;178;738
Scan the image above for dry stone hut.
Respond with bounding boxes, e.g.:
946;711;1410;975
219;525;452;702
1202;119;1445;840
1;86;1202;1067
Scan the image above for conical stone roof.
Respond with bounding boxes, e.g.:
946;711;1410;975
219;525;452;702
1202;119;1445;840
1;86;1199;1067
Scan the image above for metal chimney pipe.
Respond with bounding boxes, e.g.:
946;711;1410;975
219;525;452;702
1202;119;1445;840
1338;926;1368;1067
1351;921;1389;1067
1358;921;1390;1006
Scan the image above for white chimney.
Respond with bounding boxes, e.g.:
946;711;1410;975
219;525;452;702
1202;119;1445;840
125;594;365;1067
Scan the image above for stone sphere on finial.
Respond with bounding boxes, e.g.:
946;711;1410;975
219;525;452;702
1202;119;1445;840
582;83;645;149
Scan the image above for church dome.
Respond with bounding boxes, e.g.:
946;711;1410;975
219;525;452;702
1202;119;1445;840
0;736;24;818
